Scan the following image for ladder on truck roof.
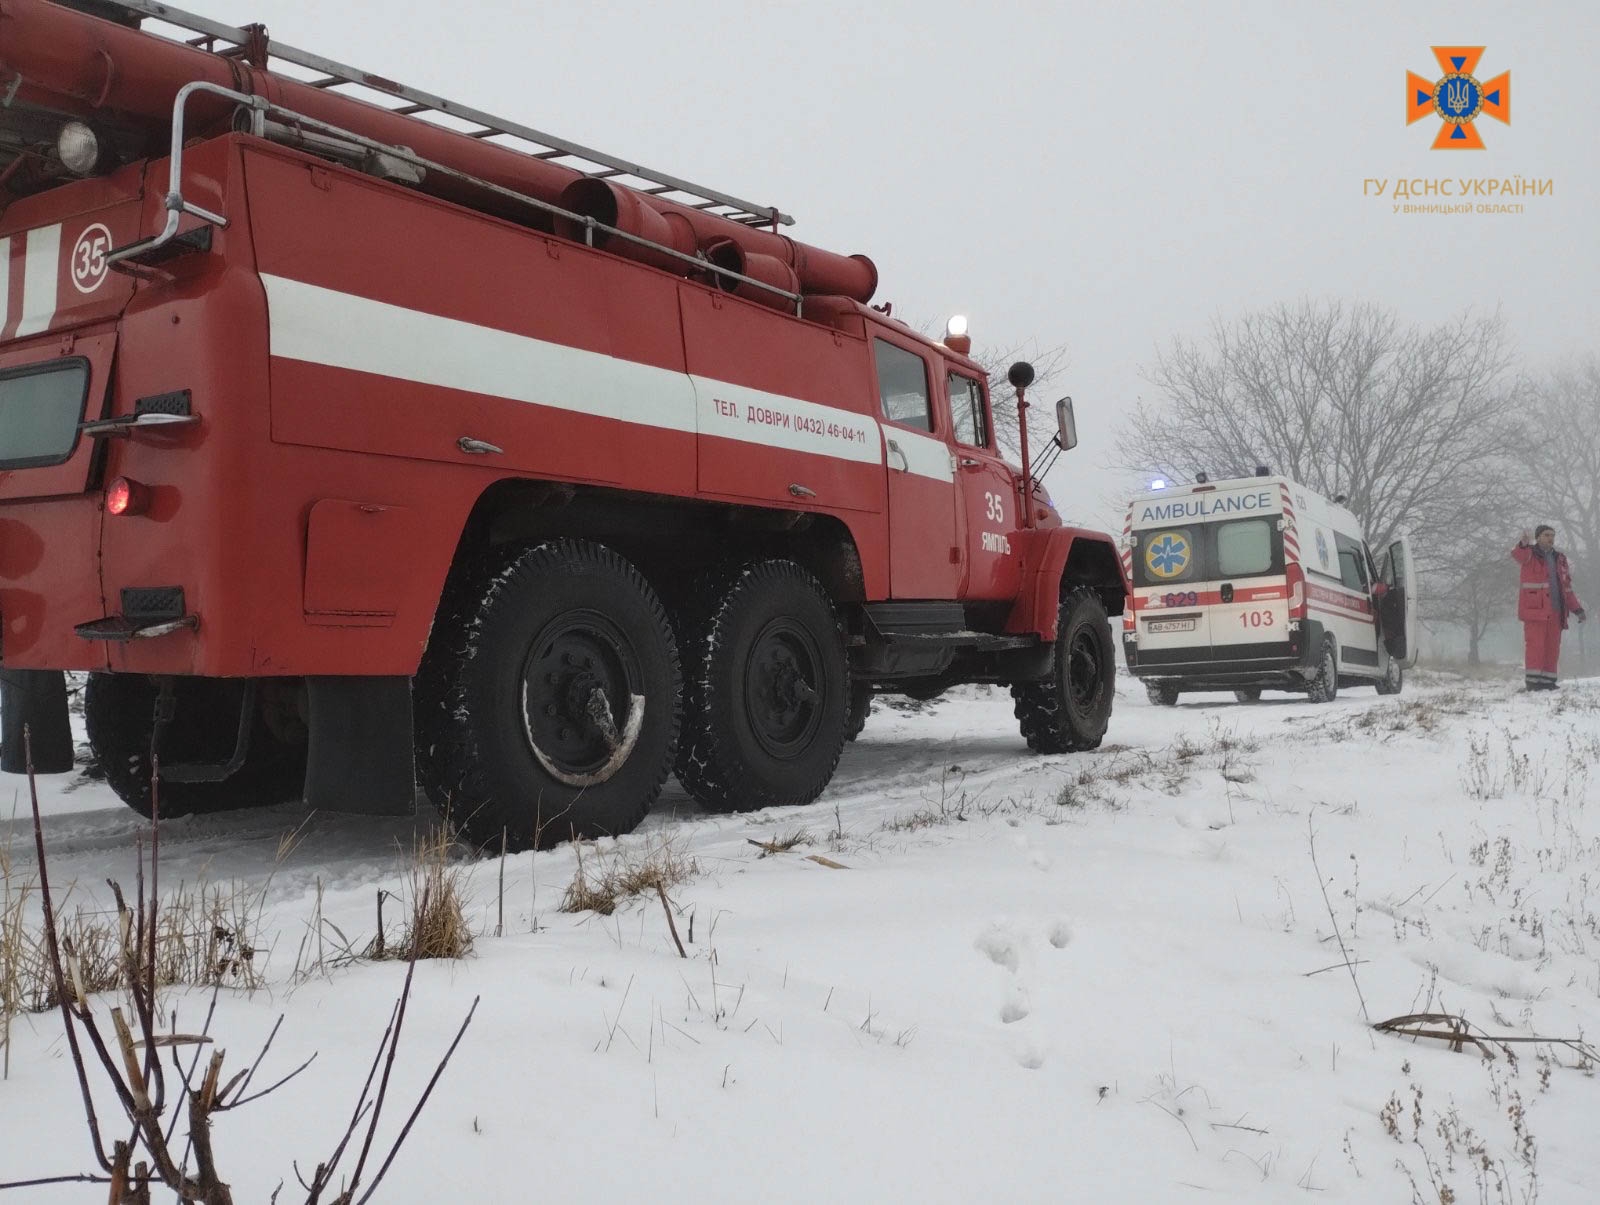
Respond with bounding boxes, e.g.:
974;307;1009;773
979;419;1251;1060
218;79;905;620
94;0;794;229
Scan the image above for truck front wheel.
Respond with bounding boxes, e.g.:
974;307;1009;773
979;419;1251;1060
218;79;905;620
1013;588;1116;753
675;560;849;811
84;674;306;819
414;538;681;851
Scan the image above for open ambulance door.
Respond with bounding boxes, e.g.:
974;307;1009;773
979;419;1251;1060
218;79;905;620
1380;535;1419;668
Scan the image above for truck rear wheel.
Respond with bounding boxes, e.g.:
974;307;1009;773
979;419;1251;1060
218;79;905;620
1233;688;1262;704
675;560;849;811
1013;588;1116;753
84;674;306;819
414;539;680;851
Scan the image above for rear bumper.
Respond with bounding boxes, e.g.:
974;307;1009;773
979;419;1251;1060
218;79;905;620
1123;620;1324;689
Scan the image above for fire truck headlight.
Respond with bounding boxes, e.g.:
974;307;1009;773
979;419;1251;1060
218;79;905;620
57;122;102;176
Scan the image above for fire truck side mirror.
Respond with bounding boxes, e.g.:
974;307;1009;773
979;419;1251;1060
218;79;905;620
1055;396;1078;451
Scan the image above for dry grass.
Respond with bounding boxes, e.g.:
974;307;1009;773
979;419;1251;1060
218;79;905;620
1549;687;1600;716
373;826;474;961
560;832;699;916
151;879;269;990
747;828;812;857
2;865;269;1076
1305;691;1480;740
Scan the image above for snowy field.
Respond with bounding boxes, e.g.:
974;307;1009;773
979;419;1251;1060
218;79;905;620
4;672;1599;1203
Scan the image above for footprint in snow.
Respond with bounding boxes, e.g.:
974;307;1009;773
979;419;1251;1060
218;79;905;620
975;924;1022;973
1014;1041;1047;1070
1047;919;1073;949
1000;987;1030;1024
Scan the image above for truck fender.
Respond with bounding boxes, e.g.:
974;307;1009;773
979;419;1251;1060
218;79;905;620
1004;527;1129;641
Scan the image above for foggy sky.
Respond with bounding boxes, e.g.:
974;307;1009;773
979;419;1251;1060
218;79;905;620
201;0;1599;532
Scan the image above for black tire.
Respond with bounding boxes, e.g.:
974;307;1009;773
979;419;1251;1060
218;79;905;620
1146;682;1180;707
414;539;680;851
84;674;306;819
1233;688;1262;704
899;680;949;703
845;680;873;742
1013;588;1116;752
1306;639;1339;704
675;560;849;811
1375;658;1404;696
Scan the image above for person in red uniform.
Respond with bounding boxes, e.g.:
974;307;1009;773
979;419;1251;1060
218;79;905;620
1513;525;1586;690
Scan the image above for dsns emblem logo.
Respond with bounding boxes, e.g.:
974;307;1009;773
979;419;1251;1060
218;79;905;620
1407;46;1510;149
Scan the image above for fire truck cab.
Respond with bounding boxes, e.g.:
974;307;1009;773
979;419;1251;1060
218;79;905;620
1120;473;1418;705
0;0;1127;849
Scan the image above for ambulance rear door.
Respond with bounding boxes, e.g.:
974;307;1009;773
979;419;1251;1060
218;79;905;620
1207;512;1291;665
1130;508;1214;666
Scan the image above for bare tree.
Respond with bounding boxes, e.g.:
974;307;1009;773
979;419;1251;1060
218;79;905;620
1507;358;1600;673
1425;505;1518;665
968;340;1070;462
1117;300;1518;555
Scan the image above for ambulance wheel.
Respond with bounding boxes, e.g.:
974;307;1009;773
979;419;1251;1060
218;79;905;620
1306;639;1339;704
414;539;681;851
84;674;306;820
1376;658;1404;696
1013;588;1116;752
1146;682;1179;707
845;680;873;742
674;560;849;812
1233;688;1262;704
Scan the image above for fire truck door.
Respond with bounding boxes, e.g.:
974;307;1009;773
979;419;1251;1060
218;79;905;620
946;370;1022;601
873;335;961;599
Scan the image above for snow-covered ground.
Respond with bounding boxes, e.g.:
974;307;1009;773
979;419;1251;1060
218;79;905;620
4;672;1599;1203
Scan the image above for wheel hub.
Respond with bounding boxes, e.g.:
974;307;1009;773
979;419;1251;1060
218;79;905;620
745;620;824;759
1067;628;1104;710
520;612;645;785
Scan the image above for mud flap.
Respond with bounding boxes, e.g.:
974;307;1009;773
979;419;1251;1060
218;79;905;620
1;669;74;774
304;676;416;815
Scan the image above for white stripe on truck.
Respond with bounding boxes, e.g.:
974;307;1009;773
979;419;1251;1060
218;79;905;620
260;273;921;476
14;224;61;338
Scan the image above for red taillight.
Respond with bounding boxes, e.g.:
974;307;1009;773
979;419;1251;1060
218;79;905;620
1286;561;1306;619
106;477;151;517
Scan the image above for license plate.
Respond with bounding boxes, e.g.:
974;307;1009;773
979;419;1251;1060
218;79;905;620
1146;618;1197;633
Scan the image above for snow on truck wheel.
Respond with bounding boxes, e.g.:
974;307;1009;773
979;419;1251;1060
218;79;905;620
674;560;850;812
1012;587;1116;753
413;539;681;852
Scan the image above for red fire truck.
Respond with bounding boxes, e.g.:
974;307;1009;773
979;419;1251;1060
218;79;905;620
0;0;1127;849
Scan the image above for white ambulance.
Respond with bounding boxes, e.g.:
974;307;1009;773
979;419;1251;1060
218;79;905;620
1119;473;1418;704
